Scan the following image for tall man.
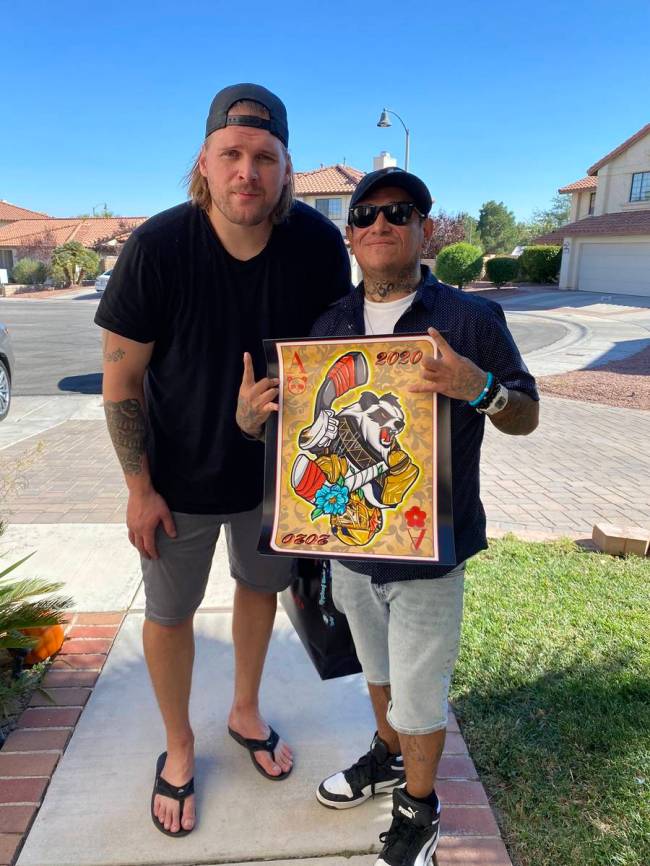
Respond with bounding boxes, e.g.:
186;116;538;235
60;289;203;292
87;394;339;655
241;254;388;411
95;83;350;837
238;167;538;866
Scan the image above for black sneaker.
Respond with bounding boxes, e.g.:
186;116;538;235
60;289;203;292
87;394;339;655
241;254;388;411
316;733;404;809
375;787;441;866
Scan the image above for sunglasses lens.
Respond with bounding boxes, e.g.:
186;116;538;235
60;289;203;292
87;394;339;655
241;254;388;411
351;205;376;228
350;202;418;227
385;203;412;225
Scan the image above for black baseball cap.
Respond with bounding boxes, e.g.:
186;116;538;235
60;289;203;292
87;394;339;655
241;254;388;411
349;167;432;217
205;83;289;147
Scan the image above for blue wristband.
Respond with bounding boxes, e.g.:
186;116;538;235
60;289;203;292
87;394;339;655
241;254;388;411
468;372;493;407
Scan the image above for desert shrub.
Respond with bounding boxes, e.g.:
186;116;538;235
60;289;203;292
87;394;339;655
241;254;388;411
435;242;483;289
10;258;48;285
519;245;562;283
50;242;101;286
486;256;519;287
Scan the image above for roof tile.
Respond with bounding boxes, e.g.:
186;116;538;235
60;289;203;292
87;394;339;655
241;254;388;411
533;208;650;243
0;200;50;221
558;177;598;193
295;164;365;195
0;217;147;248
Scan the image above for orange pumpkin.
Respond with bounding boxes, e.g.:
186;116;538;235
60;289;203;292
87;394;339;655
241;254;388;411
23;624;65;664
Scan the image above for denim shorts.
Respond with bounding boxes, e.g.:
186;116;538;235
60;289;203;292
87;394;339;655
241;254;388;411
331;561;465;735
141;504;294;626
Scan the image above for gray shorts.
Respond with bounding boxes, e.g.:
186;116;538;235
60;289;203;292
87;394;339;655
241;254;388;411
142;504;294;625
331;561;465;735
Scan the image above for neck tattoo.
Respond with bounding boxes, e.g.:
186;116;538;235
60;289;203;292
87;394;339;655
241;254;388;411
365;265;420;303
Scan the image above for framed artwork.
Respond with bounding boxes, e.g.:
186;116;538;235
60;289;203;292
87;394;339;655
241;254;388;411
259;334;455;565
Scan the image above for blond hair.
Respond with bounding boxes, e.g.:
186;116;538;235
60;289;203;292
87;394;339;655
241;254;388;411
185;99;294;224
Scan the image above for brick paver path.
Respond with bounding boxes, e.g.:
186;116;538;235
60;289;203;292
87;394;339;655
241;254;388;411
2;396;648;537
482;396;650;536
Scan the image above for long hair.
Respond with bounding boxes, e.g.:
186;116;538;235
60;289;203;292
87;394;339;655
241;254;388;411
184;100;294;225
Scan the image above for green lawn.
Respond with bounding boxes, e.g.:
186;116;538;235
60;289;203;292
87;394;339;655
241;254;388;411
451;537;649;866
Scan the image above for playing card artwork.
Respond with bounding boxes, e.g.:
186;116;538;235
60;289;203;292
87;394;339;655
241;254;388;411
260;336;455;565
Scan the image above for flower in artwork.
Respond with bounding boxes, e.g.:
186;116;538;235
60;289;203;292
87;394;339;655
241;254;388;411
405;506;427;528
314;482;350;516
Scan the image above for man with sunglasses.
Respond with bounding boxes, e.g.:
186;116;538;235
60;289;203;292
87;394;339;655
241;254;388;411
308;167;538;866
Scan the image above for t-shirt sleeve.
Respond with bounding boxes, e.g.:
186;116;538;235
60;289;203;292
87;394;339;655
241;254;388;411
477;303;539;400
94;234;165;344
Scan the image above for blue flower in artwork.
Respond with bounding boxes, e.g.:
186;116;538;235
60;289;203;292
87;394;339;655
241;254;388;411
314;482;350;516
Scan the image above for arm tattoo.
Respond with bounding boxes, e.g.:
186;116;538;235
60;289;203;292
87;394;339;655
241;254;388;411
104;399;147;475
103;347;126;363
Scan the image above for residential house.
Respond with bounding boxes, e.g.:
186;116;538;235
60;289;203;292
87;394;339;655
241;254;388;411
0;201;51;272
294;163;365;234
535;123;650;296
0;214;147;276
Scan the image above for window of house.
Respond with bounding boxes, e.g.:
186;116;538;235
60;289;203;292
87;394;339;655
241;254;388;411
588;191;596;215
315;198;343;220
629;172;650;203
0;250;13;272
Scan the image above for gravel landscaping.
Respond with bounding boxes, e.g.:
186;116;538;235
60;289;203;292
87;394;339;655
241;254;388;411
538;345;650;410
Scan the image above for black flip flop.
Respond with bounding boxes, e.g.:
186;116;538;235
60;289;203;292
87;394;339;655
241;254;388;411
150;751;195;837
228;725;292;781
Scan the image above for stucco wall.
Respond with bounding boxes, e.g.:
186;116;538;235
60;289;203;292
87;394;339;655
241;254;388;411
594;133;650;215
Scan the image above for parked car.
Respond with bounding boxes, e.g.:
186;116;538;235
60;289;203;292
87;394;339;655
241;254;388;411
0;324;14;421
95;269;113;293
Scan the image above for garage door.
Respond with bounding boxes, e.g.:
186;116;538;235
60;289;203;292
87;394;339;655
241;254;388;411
578;241;650;297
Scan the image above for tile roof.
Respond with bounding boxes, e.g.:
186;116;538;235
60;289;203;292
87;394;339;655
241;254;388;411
0;200;50;221
558;177;598;193
533;209;650;243
0;216;147;248
587;123;650;176
295;164;365;195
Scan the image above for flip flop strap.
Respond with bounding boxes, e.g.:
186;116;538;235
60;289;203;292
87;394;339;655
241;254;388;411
242;728;279;754
156;775;195;801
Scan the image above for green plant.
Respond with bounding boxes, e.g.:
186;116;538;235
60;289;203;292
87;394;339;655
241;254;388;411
435;242;483;289
10;258;48;285
485;256;519;287
519;245;562;283
0;553;71;652
477;200;518;254
50;241;101;287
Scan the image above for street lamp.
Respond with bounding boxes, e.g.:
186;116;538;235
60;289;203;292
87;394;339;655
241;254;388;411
377;108;410;172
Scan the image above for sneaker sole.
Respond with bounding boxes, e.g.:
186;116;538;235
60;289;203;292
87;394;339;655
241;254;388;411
316;777;404;810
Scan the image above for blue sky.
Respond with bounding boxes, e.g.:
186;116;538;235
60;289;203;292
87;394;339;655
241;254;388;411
3;0;649;222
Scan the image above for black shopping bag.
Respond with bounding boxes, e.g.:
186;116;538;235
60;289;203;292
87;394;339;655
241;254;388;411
281;559;362;681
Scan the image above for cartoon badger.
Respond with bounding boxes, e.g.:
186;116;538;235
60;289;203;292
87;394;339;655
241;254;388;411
290;352;419;546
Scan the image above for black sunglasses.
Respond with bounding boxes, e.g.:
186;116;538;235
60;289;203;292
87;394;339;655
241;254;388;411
348;201;426;229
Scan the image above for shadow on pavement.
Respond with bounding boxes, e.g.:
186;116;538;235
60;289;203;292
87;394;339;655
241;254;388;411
586;337;650;369
73;292;102;301
58;373;102;394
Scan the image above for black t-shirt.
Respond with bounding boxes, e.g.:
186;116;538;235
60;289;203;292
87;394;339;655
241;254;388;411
95;200;351;514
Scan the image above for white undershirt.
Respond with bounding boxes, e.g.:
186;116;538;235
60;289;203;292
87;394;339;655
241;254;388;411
364;293;415;336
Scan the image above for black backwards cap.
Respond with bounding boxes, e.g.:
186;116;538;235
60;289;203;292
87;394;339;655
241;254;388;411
205;83;289;147
349;167;432;219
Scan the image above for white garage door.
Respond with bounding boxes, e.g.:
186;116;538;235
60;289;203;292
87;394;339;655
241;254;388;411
578;241;650;297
